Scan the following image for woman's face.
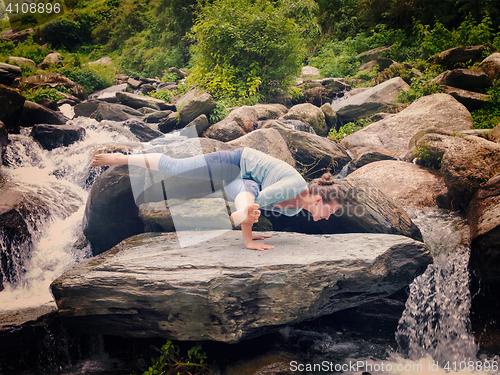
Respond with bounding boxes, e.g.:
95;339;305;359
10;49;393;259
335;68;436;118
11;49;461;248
310;199;342;221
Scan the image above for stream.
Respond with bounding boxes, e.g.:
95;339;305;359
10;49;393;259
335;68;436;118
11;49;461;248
0;117;499;374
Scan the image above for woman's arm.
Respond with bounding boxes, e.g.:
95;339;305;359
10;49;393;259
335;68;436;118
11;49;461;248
91;153;164;170
231;192;274;251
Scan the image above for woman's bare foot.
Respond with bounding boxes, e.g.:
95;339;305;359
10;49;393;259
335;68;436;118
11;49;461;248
91;153;127;167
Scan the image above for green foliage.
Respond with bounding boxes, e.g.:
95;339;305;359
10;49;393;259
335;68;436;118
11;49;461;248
373;63;416;85
41;18;89;50
397;63;444;104
189;0;305;101
209;102;229;124
328;118;373;142
148;89;174;103
141;340;212;375
414;14;499;60
56;65;115;93
23;87;65;102
414;142;443;170
471;81;500;130
0;37;50;65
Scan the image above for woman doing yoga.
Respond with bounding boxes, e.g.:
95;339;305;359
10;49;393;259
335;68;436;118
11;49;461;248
91;147;343;251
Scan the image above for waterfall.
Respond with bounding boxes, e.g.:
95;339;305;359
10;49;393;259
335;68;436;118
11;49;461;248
0;118;131;312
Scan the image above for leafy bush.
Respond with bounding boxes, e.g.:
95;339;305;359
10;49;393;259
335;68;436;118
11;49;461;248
188;0;306;102
57;65;115;93
209;102;229;124
148;89;174;103
328;118;373;141
471;81;500;129
23;87;65;102
41;18;88;51
414;142;443;170
141;340;212;375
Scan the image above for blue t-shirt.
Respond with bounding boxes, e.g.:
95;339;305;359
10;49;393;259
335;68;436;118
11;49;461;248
240;148;308;216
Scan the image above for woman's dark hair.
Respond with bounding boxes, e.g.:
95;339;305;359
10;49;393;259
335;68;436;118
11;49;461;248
308;173;344;205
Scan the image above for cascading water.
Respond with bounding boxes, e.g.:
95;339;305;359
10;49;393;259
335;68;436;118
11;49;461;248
0;118;132;313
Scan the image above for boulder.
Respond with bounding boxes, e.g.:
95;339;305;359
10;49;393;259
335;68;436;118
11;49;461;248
0;84;25;133
331;77;409;121
144;110;173;123
228;128;295;167
341;93;473;167
264;177;422;242
0;62;22;86
0;28;34;44
30;124;86;150
179;114;210;138
89;83;128;101
439;85;489;110
7;57;33;69
301;66;320;77
490;123;500;142
302;86;331;107
281;103;328;136
357;46;391;63
432;69;492;91
158;112;180;133
318;78;350;92
478;53;500;80
139;198;234;233
115;92;175;111
87;57;113;66
203;106;259;142
0;121;7;161
20;101;69;127
83;138;235;254
51;231;431;342
433;45;494;68
409;132;500;211
259;120;351;178
22;73;87;100
90;102;143;122
252;104;287;120
321;103;337;131
176;89;217;126
348;160;447;209
38;52;63;69
56;91;81;107
468;173;500;286
358;58;395;72
121;119;163;142
74;99;101;117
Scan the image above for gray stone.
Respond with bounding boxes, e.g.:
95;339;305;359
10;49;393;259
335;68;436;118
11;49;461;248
90;102;143;122
0;62;22;86
144;110;173;123
176;89;217;126
30;123;86;150
319;78;350;92
478;53;500;80
20;101;69;127
38;52;63;69
89;83;128;100
321;103;337;131
0;84;25;133
358;58;395;72
282;103;328;136
203;106;259;142
433;45;494;67
0;121;7;162
252;104;287;120
301;66;321;77
341;93;473;167
74;100;101;118
432;69;492;91
468;173;500;286
348;160;446;209
51;231;431;342
332;77;409;121
357;46;391;63
228;128;295;167
116;91;175;111
22;73;87;100
409;132;500;211
258;120;350;178
179;114;210;138
439;85;490;110
158;112;180;133
121;119;164;142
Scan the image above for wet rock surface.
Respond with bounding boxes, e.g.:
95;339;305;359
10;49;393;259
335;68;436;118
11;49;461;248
51;231;431;342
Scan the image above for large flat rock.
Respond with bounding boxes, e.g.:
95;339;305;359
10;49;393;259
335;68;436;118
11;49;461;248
51;231;431;343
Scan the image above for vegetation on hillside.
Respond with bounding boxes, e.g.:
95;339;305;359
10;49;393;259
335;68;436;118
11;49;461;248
0;0;499;124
